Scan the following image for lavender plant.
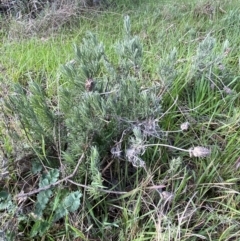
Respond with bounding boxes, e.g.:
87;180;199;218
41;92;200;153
191;35;234;93
61;16;163;162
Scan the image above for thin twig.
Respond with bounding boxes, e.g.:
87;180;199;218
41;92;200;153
144;143;189;152
15;152;168;198
15;154;84;199
158;95;178;120
67;180;128;195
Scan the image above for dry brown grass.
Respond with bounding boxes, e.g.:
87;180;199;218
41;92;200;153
4;0;98;39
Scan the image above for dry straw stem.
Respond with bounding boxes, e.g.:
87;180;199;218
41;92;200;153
235;157;240;170
15;154;85;199
161;191;174;202
144;144;211;157
15;153;165;198
7;1;80;38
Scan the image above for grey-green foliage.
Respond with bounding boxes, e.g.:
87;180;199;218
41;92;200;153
116;15;143;75
30;219;51;238
0;191;17;240
74;32;104;79
31;169;81;237
0;191;15;211
35;169;60;217
30;190;82;238
6;81;57;147
192;35;232;88
61;16;162;158
193;35;219;76
88;147;105;198
158;47;178;86
222;10;240;32
53;191;82;222
2;16;162;236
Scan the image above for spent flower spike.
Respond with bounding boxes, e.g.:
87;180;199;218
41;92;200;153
189;146;211;158
180;121;190;131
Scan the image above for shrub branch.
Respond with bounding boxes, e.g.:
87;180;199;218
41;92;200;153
15;154;85;199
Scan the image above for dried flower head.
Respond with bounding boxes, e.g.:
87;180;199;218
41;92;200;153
180;121;190;131
161;191;174;202
111;144;122;158
141;118;161;138
85;78;95;91
126;148;145;168
189;146;211;158
223;86;233;95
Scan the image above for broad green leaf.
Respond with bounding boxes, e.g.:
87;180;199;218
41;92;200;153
31;161;43;174
39;169;59;188
35;190;53;216
0;193;14;211
63;191;82;212
30;220;51;238
68;225;88;240
0;190;9;200
53;191;82;222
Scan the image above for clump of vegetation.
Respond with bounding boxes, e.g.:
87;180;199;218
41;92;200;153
1;0;240;240
0;0;115;38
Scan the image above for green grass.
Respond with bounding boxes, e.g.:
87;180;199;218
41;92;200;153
1;0;240;240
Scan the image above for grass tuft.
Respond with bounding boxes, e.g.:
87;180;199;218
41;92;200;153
1;0;240;240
